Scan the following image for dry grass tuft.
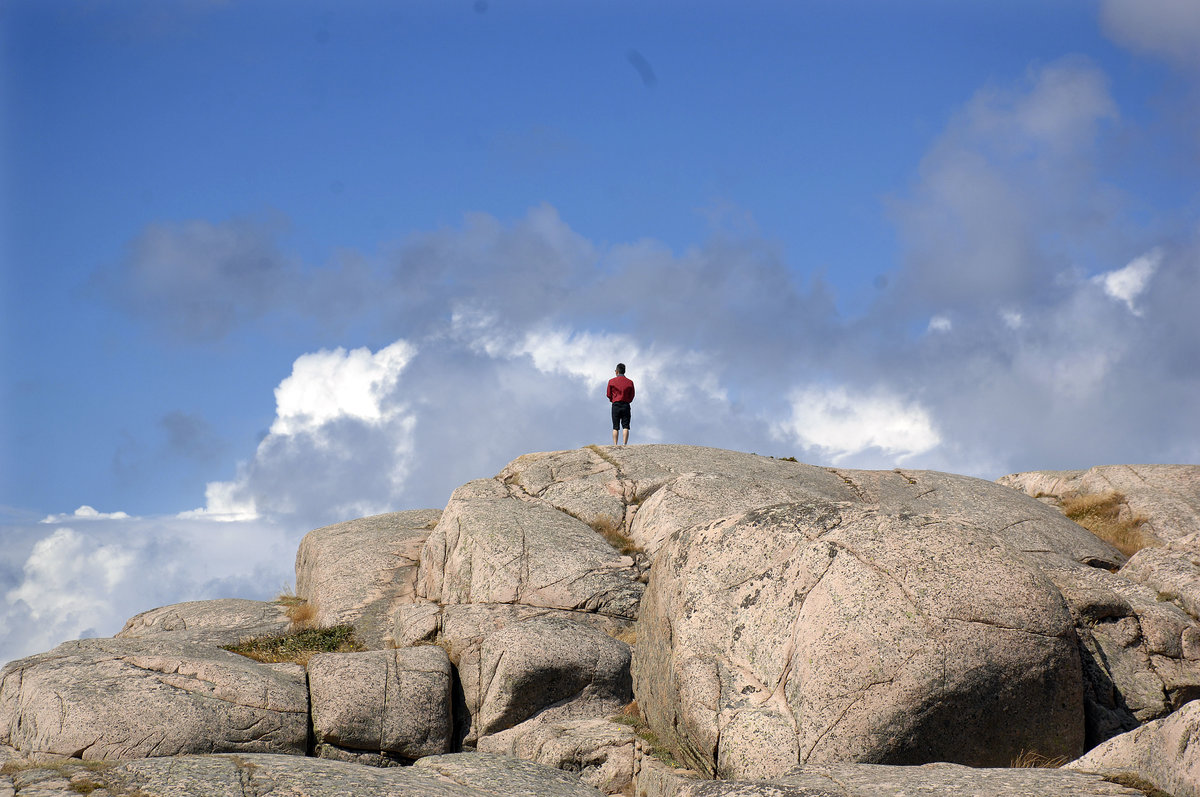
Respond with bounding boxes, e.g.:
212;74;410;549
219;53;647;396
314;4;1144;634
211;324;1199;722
276;588;318;629
223;624;364;667
1009;749;1068;768
610;700;680;767
590;516;642;556
1059;491;1158;557
606;624;638;646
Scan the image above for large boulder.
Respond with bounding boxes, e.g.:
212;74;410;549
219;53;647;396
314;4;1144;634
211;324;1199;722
393;602;634;745
475;616;632;739
998;464;1200;545
478;717;638;795
416;478;643;618
0;638;308;759
634;497;1087;778
1070;697;1200;797
308;646;454;762
296;509;440;647
117;598;292;646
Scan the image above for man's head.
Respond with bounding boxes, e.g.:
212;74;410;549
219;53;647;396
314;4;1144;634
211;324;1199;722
615;363;626;375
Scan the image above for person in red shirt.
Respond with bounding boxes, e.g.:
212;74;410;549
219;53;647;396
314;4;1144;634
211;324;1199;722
607;363;635;446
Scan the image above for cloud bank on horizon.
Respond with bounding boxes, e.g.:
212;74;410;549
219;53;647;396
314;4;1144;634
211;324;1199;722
4;0;1200;666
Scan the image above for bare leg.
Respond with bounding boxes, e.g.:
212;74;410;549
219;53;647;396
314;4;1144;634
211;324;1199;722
612;428;619;445
622;428;629;446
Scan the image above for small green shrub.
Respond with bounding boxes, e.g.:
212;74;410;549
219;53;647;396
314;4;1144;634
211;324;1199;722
223;624;363;666
611;701;681;768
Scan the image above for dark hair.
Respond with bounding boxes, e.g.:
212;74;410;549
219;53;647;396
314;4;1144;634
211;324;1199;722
616;363;626;374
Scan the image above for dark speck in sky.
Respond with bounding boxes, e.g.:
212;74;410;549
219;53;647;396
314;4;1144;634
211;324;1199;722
626;49;657;87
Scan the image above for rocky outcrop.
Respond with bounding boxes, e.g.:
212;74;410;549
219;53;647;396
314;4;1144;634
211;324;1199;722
999;464;1200;545
4;445;1199;796
634;498;1086;778
0;638;308;759
1070;697;1200;797
1120;532;1200;623
116;598;292;646
308;646;454;762
296;509;440;647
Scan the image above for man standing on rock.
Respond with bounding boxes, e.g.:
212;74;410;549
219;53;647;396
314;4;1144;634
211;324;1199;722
607;363;634;446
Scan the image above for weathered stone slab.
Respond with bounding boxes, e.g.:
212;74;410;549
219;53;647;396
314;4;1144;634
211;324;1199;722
1070;697;1200;797
634;756;1146;797
0;638;308;759
634;499;1086;777
1121;536;1200;621
414;751;608;797
476;616;632;738
308;646;453;760
0;751;612;796
296;509;440;647
416;479;644;619
478;717;638;795
117;598;292;646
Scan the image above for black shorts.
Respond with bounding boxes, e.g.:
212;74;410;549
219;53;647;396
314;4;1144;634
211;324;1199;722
611;401;631;430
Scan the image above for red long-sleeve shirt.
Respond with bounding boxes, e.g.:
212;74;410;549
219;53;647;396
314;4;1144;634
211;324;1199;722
607;375;635;403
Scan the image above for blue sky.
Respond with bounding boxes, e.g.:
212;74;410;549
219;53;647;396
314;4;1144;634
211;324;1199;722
2;0;1199;665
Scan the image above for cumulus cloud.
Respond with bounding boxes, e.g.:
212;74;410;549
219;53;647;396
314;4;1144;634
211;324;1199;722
1;514;297;665
1097;248;1162;315
774;386;941;464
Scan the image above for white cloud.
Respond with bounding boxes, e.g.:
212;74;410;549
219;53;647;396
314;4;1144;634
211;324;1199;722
271;341;417;436
1001;310;1024;329
1;515;298;666
927;315;952;333
40;506;132;524
1101;0;1200;70
177;481;260;522
1096;248;1162;315
774;386;941;464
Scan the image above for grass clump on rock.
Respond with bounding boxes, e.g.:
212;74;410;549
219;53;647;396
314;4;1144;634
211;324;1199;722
223;624;363;666
610;701;680;767
1058;490;1157;558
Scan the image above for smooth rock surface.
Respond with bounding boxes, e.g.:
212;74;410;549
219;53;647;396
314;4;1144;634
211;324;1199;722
1070;697;1200;797
296;509;440;647
0;751;609;797
414;751;607;797
478;717;638;795
500;447;1123;568
416;477;644;617
0;638;308;759
308;646;453;759
999;463;1200;545
117;598;292;646
634;499;1086;777
634;756;1147;797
